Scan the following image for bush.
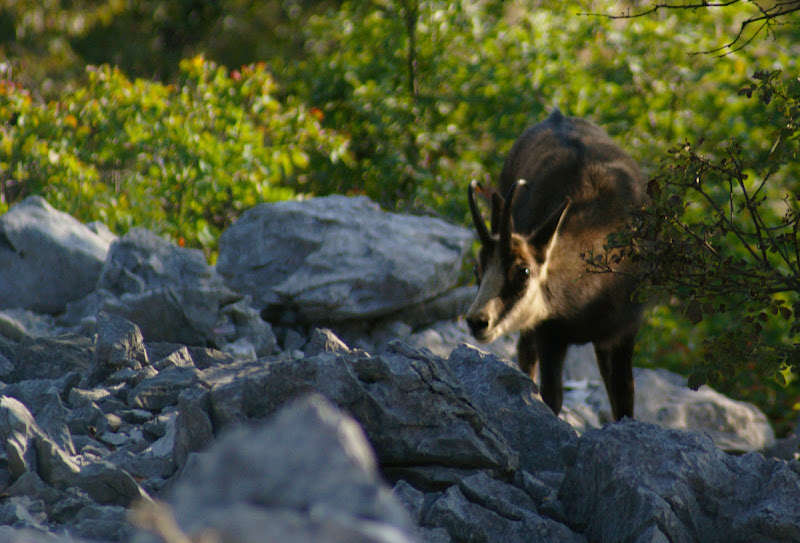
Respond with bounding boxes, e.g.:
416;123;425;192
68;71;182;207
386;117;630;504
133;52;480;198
0;56;351;257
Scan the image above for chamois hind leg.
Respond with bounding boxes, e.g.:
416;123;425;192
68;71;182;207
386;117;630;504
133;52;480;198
533;332;568;416
594;332;636;421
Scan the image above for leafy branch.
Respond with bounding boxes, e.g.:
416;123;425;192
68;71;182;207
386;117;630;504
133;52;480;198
585;0;800;55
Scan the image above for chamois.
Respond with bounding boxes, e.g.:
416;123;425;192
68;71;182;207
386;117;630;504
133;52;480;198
465;109;647;420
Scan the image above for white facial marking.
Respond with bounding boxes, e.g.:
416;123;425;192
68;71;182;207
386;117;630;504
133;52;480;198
467;253;550;343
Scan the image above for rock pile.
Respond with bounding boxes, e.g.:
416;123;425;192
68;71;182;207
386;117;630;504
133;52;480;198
0;195;797;543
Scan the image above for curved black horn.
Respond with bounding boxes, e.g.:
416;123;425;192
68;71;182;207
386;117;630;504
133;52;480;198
468;180;492;246
500;179;527;252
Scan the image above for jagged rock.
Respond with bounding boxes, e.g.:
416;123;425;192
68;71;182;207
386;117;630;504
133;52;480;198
304;327;351;356
92;312;148;384
445;344;577;475
68;503;131;542
3;381;76;455
90;228;238;345
205;339;517;477
7;335;94;384
137;394;419;543
0;196;112;314
172;388;213;469
559;420;800;543
213;296;277;357
75;460;148;507
0;496;48;531
409;319;776;454
0;396;44;478
422;483;585;543
127;366;202;412
216;195;473;324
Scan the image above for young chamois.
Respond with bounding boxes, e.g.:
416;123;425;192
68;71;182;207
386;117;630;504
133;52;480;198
466;109;647;420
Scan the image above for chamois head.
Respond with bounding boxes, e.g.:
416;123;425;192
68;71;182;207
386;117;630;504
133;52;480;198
465;179;569;343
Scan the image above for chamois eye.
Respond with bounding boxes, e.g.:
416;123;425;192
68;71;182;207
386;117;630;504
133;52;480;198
517;267;530;281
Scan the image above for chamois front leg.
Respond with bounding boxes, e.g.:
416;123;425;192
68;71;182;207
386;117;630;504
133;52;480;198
533;332;568;416
517;330;538;380
594;332;636;421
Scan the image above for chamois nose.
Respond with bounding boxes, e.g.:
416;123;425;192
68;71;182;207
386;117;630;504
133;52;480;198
466;314;490;337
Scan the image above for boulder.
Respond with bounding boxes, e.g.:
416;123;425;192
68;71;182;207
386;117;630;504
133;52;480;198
134;394;419;543
445;344;577;476
92;312;149;385
93;228;239;345
216;195;473;324
204;338;517;479
562;364;776;453
408;319;776;454
559;420;800;543
0;196;113;314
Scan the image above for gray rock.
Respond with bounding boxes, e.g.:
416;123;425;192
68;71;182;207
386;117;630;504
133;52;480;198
423;484;584;543
216;195;473;323
304;327;351;356
0;309;59;342
0;396;41;478
456;471;538;521
145;342;235;370
7;334;93;384
407;318;517;360
445;344;577;475
65;403;103;437
205;340;517;477
68;503;131;542
559;419;800;543
391;480;427;523
172;388;213;469
4;381;75;455
0;496;48;531
0;527;86;543
151;394;419;543
410;320;776;454
96;228;238;345
75;460;148;506
127;366;201;412
151;347;194;371
563;365;776;453
6;472;64;506
213;296;277;357
0;196;111;314
93;312;148;384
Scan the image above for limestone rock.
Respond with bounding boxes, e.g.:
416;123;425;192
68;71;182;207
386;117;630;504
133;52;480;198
0;197;112;314
216;195;473;324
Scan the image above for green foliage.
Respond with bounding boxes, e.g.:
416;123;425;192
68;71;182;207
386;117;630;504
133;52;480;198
621;71;800;433
0;56;351;256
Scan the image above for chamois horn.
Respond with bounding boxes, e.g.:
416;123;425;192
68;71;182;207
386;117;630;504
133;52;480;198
468;179;492;246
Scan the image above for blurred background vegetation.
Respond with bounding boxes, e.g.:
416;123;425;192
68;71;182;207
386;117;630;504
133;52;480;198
0;0;798;435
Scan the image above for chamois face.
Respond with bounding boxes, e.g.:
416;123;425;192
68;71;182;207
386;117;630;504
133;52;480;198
466;234;550;343
465;178;568;344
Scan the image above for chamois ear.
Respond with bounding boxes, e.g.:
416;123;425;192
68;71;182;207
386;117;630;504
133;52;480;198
529;199;570;255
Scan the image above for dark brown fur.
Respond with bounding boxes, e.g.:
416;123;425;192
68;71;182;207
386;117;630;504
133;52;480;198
466;109;647;420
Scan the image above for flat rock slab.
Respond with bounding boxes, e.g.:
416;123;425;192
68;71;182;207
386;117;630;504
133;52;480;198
216;195;473;323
